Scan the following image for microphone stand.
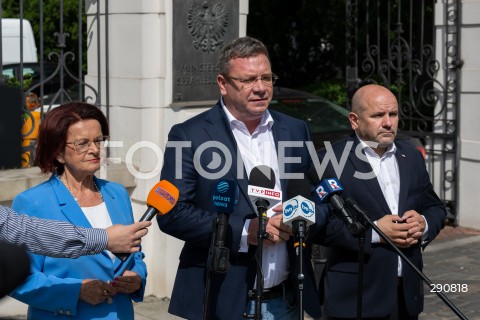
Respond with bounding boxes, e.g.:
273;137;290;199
345;199;468;320
355;226;366;320
204;216;230;320
330;196;366;320
252;198;270;320
293;220;306;320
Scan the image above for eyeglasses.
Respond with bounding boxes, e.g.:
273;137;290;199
224;73;278;90
65;136;109;154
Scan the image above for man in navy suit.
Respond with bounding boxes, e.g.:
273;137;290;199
316;84;446;320
157;37;324;319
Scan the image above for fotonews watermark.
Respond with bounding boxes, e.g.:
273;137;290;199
99;139;381;181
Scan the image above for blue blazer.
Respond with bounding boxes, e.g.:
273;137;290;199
10;175;147;320
316;135;446;318
157;101;325;319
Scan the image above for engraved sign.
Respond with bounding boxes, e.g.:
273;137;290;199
173;0;239;103
187;1;229;53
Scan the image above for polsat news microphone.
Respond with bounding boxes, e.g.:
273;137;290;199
114;180;179;261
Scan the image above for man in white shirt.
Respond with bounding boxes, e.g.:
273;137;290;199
316;84;446;320
157;36;324;320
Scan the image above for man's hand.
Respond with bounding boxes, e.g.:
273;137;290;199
376;214;421;248
247;205;292;246
402;210;426;242
106;221;151;253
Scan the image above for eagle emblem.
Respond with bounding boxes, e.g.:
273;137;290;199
187;0;229;53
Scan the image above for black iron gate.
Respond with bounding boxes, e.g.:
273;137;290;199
345;0;461;223
0;0;108;168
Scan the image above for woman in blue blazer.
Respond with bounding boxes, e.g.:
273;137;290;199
10;102;147;319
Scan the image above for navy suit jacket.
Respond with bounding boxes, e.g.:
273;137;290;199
158;101;325;319
315;134;446;318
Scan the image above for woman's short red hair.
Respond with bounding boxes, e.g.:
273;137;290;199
35;102;109;174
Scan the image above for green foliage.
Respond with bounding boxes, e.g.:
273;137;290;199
311;81;348;108
2;0;87;76
298;80;348;107
4;73;33;91
247;0;346;89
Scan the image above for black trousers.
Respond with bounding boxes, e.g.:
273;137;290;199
326;279;419;320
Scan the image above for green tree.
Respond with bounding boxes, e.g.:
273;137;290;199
247;0;346;91
2;0;87;76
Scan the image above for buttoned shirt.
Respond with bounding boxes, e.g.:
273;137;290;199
359;136;428;276
222;100;289;289
0;204;107;258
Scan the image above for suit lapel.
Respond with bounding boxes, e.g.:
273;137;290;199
271;113;292;194
203;105;298;208
95;177;129;226
395;145;410;217
54;175;126;263
94;177;133;265
52;175;93;227
203;103;252;210
347;137;391;216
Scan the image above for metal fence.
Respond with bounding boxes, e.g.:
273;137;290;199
345;0;461;223
0;0;108;168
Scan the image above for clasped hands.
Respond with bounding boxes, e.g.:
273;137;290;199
247;204;293;246
79;270;142;305
377;210;426;248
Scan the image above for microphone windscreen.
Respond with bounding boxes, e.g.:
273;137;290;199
249;165;275;189
212;179;237;213
315;178;344;203
146;180;179;215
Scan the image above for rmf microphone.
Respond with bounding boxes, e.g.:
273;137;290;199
311;176;363;236
114;180;179;261
283;179;316;229
139;180;179;222
247;165;282;213
208;179;237;273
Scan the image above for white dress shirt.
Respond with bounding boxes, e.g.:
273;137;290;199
359;136;428;276
82;202;115;262
222;100;289;289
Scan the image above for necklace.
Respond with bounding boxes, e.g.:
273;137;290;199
60;176;103;205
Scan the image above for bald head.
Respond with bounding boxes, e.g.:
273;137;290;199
349;84;399;156
351;84;398;115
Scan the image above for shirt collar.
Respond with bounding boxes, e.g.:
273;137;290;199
356;133;396;158
221;97;274;133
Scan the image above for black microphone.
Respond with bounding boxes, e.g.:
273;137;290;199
343;197;368;217
307;170;363;236
247;165;282;213
208;179;237;273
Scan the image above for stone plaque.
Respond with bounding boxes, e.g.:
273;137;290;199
173;0;239;103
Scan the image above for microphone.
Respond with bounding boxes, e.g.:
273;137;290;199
247;165;282;212
208;179;237;273
139;180;179;222
312;177;363;236
343;196;367;217
283;179;316;228
114;180;179;261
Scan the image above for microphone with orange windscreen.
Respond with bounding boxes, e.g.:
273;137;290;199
113;180;179;261
139;180;179;222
